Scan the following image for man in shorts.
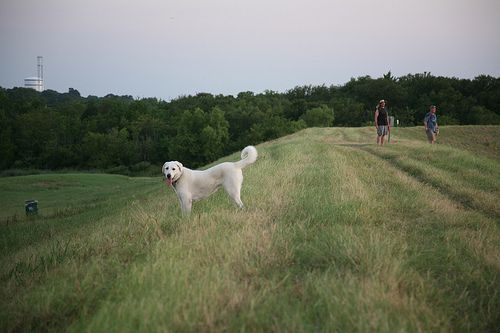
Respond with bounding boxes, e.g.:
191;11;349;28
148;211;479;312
375;99;390;145
424;105;439;144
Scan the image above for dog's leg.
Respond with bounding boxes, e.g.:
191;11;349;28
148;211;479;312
233;194;244;209
179;195;192;214
224;176;244;209
227;189;244;208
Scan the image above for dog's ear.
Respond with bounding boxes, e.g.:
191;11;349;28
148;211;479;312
161;162;167;175
175;162;183;172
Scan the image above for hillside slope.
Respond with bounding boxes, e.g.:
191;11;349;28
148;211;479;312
1;126;499;332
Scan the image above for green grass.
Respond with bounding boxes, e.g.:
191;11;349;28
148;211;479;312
1;126;499;332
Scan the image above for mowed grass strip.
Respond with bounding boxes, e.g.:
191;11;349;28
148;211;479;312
362;144;499;219
0;174;167;332
1;126;499;332
397;125;500;160
333;145;499;332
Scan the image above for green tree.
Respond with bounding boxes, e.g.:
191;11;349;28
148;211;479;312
82;128;133;168
468;106;500;125
130;114;166;162
0;109;15;169
200;107;229;161
331;98;365;126
300;105;334;127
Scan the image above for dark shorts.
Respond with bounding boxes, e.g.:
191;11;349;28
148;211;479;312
377;126;388;136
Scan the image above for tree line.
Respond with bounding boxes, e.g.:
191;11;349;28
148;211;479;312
1;72;499;173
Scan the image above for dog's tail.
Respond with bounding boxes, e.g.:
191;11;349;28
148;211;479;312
235;146;258;169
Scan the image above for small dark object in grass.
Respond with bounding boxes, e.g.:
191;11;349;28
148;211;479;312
25;200;38;216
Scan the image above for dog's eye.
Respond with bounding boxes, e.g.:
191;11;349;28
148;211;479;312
172;168;176;170
165;167;169;170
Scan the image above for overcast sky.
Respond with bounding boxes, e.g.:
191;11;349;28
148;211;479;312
1;0;499;100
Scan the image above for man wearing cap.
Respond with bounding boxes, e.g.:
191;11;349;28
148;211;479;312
374;99;390;145
424;105;439;144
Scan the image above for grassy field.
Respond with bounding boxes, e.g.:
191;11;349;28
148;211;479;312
1;126;499;332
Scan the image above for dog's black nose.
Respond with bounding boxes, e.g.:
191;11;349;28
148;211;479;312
166;174;171;179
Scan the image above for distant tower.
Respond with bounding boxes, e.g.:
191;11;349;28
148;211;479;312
37;56;43;83
24;56;44;92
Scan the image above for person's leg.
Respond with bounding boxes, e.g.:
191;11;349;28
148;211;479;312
426;130;434;144
380;126;387;145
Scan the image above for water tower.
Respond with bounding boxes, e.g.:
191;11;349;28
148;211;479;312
24;56;44;92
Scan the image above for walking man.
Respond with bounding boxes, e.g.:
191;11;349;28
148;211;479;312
424;105;439;144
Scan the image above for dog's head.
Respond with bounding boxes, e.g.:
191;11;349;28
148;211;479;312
161;161;183;186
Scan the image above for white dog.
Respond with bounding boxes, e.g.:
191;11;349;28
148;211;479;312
162;146;257;213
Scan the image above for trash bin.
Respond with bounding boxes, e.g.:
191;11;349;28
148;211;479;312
25;200;38;215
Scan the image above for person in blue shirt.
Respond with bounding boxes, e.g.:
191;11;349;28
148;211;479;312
424;105;439;144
